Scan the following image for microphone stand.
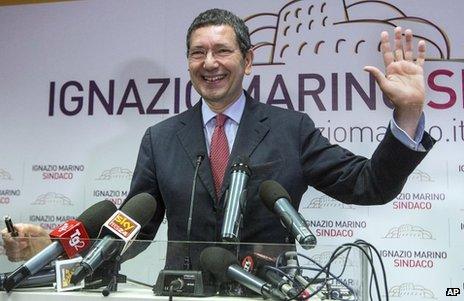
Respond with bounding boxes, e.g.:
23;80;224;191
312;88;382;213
184;154;204;270
83;258;127;296
154;154;215;297
81;244;127;296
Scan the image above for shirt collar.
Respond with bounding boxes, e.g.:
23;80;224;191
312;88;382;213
202;91;246;126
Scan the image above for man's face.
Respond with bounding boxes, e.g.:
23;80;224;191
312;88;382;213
188;25;253;111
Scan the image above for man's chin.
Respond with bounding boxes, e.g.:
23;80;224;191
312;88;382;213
200;92;226;104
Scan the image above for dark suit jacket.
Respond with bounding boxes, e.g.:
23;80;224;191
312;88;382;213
124;92;434;269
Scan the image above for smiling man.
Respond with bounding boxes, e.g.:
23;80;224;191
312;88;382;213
120;8;435;270
187;24;253;113
3;8;434;274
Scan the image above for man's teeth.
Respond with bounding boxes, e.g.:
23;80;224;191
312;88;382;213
203;75;225;82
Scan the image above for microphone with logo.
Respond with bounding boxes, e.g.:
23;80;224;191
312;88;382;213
259;180;317;249
70;192;156;285
221;155;251;242
2;200;117;292
200;247;286;301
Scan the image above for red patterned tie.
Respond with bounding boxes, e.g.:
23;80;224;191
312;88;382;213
210;113;229;200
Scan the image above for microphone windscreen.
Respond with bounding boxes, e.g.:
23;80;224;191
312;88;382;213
259;180;291;211
76;200;117;238
200;247;237;282
120;193;156;226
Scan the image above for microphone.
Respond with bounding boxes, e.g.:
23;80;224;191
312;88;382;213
185;153;204;270
200;247;286;301
1;266;55;290
70;192;156;284
241;252;299;299
153;153;214;297
221;155;250;242
2;200;117;292
259;180;317;249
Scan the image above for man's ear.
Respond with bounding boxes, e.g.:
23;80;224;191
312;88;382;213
244;49;254;75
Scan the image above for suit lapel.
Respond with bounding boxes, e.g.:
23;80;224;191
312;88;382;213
221;94;270;196
176;94;271;202
176;102;217;202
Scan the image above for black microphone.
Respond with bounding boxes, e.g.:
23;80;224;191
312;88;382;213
200;247;286;301
221;155;250;242
1;266;55;290
2;200;117;292
259;180;317;249
70;193;156;284
185;153;204;270
153;153;213;297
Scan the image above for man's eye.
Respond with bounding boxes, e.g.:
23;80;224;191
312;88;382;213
218;49;232;54
190;50;205;57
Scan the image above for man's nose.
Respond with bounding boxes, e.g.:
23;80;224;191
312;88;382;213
203;51;218;69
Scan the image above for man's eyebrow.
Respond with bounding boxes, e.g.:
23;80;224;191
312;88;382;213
190;43;234;49
189;46;205;50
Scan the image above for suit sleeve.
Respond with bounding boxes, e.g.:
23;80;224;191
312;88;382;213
299;114;435;205
121;128;166;260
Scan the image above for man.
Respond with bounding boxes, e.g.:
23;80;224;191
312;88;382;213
2;9;434;271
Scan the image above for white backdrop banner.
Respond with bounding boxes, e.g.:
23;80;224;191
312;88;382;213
0;0;463;299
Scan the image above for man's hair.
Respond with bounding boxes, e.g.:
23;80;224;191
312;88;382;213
186;8;251;58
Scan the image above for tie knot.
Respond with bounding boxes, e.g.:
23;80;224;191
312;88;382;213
215;113;227;128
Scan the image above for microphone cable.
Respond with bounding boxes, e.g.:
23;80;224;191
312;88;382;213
354;239;389;301
272;240;388;301
282;252;358;299
168;278;184;301
324;243;384;301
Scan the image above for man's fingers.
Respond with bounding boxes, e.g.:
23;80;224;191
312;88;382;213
17;239;30;249
364;66;386;86
2;231;18;245
404;29;413;61
6;250;26;262
1;228;13;242
394;27;404;61
2;235;31;259
416;40;426;66
4;239;26;261
380;31;394;67
17;223;49;238
2;224;49;262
